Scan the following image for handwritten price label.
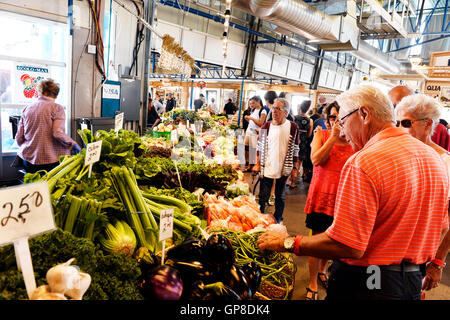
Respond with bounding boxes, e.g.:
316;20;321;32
0;181;55;246
84;141;102;166
159;209;174;242
115;112;124;132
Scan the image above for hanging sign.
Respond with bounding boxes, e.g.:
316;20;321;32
13;63;49;105
0;181;56;298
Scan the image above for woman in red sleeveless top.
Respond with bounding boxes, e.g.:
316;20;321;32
303;101;354;300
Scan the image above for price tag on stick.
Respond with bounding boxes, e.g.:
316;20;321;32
0;181;56;298
159;209;174;265
115;112;124;132
84;140;102;178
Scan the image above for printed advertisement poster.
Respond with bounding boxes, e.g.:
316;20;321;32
13;63;49;105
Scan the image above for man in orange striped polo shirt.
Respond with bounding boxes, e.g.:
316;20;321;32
257;85;449;300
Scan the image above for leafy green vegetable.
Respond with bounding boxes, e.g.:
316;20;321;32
0;229;143;300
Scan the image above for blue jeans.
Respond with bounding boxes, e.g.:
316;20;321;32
258;176;288;223
325;260;423;300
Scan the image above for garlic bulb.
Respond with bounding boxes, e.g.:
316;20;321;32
64;272;91;300
46;258;81;295
30;285;67;300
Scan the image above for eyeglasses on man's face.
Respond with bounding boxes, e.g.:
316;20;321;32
396;118;427;128
272;106;285;112
338;108;359;124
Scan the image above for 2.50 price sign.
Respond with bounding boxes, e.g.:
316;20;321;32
0;181;56;246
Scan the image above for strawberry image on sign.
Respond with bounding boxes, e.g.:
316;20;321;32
20;74;44;99
23;86;36;98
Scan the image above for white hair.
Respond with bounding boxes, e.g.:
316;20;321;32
335;85;395;123
395;94;442;135
274;97;291;114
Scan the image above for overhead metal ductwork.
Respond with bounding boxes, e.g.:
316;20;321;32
232;0;402;74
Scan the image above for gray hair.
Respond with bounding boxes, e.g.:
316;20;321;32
395;94;442;135
37;78;60;98
274;97;290;114
335;85;394;123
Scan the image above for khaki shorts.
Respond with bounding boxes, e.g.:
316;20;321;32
244;131;258;148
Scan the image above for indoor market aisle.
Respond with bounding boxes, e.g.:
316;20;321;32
245;173;450;300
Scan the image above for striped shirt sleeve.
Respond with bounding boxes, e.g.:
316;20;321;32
326;163;379;252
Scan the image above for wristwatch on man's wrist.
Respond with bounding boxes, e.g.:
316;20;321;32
283;236;296;253
430;258;447;270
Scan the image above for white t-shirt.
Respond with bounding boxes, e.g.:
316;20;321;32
264;120;291;179
153;99;164;115
441;152;450;198
247;108;267;133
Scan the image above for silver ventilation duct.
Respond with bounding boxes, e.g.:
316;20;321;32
232;0;402;74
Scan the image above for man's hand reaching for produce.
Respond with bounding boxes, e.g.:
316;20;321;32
257;224;288;252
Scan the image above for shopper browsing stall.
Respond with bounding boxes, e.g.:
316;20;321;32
244;96;267;171
147;97;161;131
252;98;299;224
15;78;81;174
257;85;449;300
303;101;354;300
165;93;176;112
395;94;450;292
289;100;314;188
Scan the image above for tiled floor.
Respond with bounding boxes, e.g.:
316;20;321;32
244;173;450;300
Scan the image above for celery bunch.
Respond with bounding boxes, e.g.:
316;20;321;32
99;220;137;258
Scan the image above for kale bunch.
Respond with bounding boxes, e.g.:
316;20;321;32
0;229;143;300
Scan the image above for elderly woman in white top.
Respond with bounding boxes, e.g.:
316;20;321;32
395;94;450;292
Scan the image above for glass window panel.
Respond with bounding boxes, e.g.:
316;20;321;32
0;12;67;63
1;108;21;153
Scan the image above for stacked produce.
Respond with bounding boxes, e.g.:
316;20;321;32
140;233;260;300
204;194;275;232
1;117;295;301
214;227;297;300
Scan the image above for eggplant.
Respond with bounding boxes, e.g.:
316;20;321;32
224;264;253;300
166;237;205;262
189;281;242;301
165;258;217;297
203;234;235;273
140;265;183;300
241;262;262;293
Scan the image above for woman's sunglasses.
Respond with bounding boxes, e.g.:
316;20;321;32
396;118;427;128
328;115;337;120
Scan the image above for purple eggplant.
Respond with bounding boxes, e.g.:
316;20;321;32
166;237;205;262
203;234;235;273
140;265;183;300
224;264;253;300
241;262;262;293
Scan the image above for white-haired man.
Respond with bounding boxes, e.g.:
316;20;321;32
257;85;449;300
252;98;299;224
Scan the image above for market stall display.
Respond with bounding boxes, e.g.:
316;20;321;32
0;109;297;301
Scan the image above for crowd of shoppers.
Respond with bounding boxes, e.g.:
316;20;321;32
256;84;449;301
15;78;449;301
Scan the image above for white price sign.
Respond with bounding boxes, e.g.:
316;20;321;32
0;181;55;245
159;209;174;242
84;141;102;166
84;140;102;178
115;112;124;132
159;208;174;266
0;181;56;298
